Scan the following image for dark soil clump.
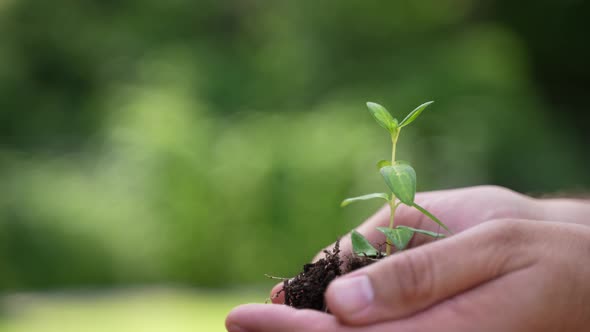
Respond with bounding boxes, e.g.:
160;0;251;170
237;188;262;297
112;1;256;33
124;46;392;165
282;240;343;310
280;240;384;311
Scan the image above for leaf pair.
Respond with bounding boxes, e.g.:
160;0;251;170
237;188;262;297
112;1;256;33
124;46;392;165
366;101;434;134
351;226;445;255
342;163;450;233
378;226;445;251
380;164;451;233
340;162;416;208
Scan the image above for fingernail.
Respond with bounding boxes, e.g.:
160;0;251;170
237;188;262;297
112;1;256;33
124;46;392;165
329;275;374;314
227;324;248;332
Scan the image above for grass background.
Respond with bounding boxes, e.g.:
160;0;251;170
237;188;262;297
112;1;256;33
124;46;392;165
0;288;264;332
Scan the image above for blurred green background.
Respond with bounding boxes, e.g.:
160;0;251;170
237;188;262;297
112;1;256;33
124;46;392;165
0;0;589;331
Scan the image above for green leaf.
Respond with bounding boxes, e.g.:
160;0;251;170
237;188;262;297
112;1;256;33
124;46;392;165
351;230;379;256
399;101;434;128
412;203;452;234
380;164;416;205
366;102;398;133
396;226;445;239
377;227;414;251
341;193;389;207
376;160;392;170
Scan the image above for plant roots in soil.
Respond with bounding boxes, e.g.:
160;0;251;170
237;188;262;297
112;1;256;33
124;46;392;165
279;240;384;311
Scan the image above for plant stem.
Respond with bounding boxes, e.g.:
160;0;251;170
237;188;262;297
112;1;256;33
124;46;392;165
385;200;399;255
386;129;401;255
391;129;400;164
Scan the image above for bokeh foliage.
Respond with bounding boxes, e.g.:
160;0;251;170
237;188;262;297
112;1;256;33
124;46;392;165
0;0;588;290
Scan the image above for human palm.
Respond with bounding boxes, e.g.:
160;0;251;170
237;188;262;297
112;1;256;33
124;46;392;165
226;186;590;332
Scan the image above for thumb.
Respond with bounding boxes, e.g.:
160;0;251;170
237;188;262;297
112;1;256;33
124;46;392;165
325;219;534;325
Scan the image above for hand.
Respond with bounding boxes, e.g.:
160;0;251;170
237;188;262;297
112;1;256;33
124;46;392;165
314;185;542;260
273;185;540;302
226;219;590;331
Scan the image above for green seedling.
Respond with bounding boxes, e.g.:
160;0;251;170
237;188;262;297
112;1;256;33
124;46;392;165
342;101;451;256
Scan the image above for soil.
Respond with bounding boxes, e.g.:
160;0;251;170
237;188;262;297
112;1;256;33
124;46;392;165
279;240;385;311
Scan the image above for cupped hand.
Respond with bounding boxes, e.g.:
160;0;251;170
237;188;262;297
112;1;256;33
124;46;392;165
271;185;540;302
315;185;540;259
226;219;590;331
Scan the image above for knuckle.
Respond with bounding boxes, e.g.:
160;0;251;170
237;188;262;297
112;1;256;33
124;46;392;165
486;218;527;245
475;186;535;220
475;184;512;196
481;218;533;273
393;250;434;304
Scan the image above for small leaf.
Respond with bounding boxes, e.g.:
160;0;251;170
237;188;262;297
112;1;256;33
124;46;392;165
412;203;452;234
366;102;398;133
351;230;379;256
376;160;392;170
380;164;416;205
377;227;414;251
399;101;434;128
396;226;445;238
341;193;389;207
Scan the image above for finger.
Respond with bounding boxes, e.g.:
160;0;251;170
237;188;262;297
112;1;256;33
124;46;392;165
270;282;284;304
225;303;489;332
325;219;536;326
225;304;344;332
225;303;434;332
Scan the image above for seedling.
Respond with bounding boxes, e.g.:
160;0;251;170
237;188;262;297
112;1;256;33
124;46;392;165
342;101;451;256
270;100;453;311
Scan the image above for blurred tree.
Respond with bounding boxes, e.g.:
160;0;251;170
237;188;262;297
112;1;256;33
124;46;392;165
0;0;588;290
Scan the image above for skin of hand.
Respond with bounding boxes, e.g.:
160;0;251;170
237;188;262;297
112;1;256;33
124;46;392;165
226;219;590;332
226;185;590;331
271;185;542;303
